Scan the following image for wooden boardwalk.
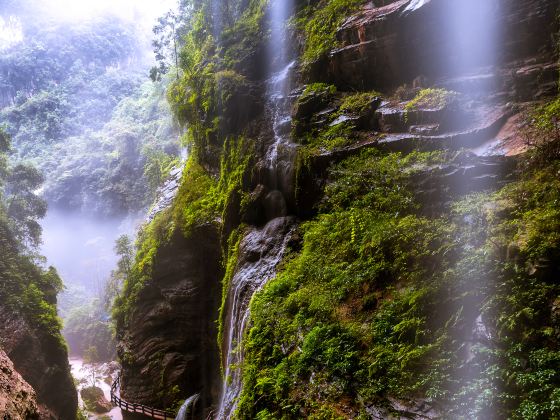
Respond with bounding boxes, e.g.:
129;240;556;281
110;376;177;420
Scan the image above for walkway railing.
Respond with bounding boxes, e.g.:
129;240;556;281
110;376;177;420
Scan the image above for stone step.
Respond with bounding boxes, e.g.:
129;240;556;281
377;107;510;153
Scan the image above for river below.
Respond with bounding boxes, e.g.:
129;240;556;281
70;358;123;420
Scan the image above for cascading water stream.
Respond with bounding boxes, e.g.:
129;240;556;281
217;218;295;418
216;0;295;417
265;59;296;170
175;393;200;420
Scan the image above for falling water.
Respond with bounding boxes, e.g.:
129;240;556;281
175;393;200;420
265;59;296;168
217;0;295;417
265;0;296;196
217;218;295;418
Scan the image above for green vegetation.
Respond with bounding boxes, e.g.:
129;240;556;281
167;0;267;163
294;0;364;68
404;88;459;111
63;299;115;362
300;83;337;101
294;89;381;156
238;97;560;418
0;11;178;216
338;91;381;115
80;386;111;413
300;121;357;155
0;128;68;356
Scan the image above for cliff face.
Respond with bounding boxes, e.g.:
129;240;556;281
0;306;78;419
116;0;560;417
117;224;223;413
326;0;558;93
0;349;38;419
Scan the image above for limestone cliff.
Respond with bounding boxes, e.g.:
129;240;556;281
117;224;223;414
115;0;560;418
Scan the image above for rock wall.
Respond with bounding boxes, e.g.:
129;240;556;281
118;224;223;415
0;306;77;419
116;0;559;417
0;349;39;419
326;0;558;93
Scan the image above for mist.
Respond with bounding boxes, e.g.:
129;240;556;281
0;0;182;307
40;210;139;296
0;0;177;61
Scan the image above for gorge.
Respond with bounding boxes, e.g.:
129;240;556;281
1;0;560;419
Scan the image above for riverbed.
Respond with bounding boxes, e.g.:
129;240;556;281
70;358;123;420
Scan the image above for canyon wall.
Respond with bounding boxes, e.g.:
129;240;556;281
116;0;560;418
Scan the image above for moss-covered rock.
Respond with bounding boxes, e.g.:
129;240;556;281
80;386;111;413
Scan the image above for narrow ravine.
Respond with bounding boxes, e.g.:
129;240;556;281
0;0;550;418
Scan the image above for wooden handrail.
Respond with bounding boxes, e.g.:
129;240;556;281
110;376;177;420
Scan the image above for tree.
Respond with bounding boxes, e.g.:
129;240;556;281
103;235;134;310
150;2;192;82
114;234;133;277
0;128;46;249
5;163;47;248
82;346;102;387
0;127;10;185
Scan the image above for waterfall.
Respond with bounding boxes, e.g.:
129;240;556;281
265;59;296;169
217;217;295;418
175;393;200;420
216;1;295;417
265;0;296;196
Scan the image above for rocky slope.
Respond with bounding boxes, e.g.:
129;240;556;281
115;0;559;417
0;305;78;419
0;349;39;419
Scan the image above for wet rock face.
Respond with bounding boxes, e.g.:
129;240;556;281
219;216;296;418
0;307;77;420
327;0;558;92
118;224;222;416
0;349;38;420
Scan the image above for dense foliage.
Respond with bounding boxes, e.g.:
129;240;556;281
237;102;560;418
0;129;67;352
0;9;179;216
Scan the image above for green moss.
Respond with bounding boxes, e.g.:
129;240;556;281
338;91;381;115
295;0;364;69
405;88;459;111
300;121;356;155
301;83;337;100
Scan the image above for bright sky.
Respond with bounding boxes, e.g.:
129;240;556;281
42;0;176;23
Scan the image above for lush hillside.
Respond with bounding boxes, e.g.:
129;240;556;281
0;128;77;418
0;5;179;217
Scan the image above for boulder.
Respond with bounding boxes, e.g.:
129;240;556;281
80;386;112;413
0;306;78;420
